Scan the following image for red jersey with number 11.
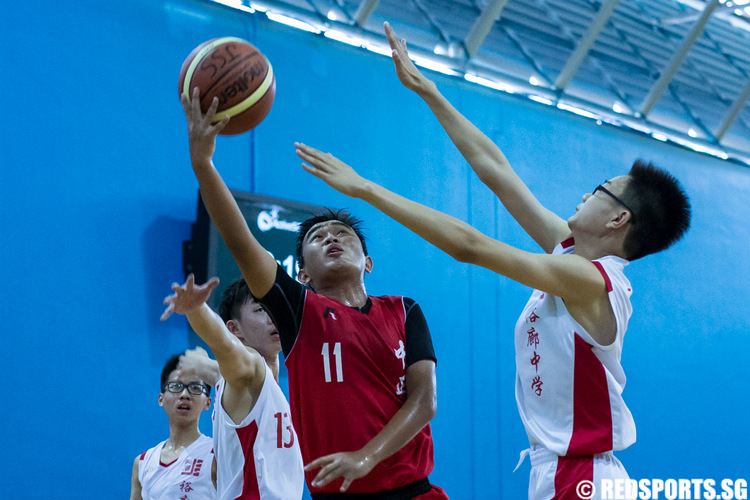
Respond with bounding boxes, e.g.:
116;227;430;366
260;266;437;495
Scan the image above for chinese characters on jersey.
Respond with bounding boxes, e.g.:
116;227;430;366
526;310;543;396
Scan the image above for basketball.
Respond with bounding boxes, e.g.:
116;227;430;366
178;37;275;135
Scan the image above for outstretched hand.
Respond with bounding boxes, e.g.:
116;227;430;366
160;274;220;321
305;450;375;493
295;143;366;198
180;87;230;164
384;21;434;94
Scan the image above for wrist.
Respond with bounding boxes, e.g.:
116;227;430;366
415;79;438;98
355;179;376;200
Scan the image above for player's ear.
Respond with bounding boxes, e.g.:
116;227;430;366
297;268;312;286
608;209;632;229
364;256;373;274
203;396;212;411
158;393;165;407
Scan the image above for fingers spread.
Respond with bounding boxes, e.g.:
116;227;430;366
340;477;352;492
312;463;340;487
160;303;175;321
191;87;202;121
304;454;331;471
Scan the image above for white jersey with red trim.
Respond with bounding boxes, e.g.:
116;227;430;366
514;238;637;457
138;434;216;500
212;364;304;500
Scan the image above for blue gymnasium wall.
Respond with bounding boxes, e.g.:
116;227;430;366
3;0;748;498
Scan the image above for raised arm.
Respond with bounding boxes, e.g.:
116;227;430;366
295;144;605;308
181;88;277;297
161;275;266;423
305;360;437;492
384;22;570;252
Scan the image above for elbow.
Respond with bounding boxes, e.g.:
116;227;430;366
446;227;483;265
426;394;437;421
417;388;437;423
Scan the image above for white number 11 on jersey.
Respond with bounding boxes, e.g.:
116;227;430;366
321;342;343;382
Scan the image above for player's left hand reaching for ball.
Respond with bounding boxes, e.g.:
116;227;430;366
305;450;375;492
295;143;368;199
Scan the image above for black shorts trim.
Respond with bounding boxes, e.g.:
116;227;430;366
311;477;431;500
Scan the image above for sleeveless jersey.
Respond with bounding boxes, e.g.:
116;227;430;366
212;363;304;500
515;238;637;457
138;434;216;500
260;266;437;494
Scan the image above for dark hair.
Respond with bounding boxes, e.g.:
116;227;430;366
620;159;691;260
160;353;182;391
160;351;211;396
219;277;254;323
295;209;368;268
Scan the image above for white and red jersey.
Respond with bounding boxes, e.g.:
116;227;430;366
138;434;216;500
515;238;637;457
212;364;304;500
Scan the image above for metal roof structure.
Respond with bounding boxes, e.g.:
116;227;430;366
212;0;750;164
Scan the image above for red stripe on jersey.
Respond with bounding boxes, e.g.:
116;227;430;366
560;237;575;249
139;451;147;460
236;421;260;500
552;455;594;499
567;334;613;456
592;261;613;292
160;458;178;467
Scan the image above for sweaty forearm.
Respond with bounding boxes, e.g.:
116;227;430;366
358;390;436;467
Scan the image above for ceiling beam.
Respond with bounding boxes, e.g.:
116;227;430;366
714;78;750;140
352;0;379;27
464;0;509;58
638;0;720;117
554;0;621;91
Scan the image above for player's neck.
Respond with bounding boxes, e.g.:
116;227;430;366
264;353;280;381
166;424;202;450
571;232;627;261
316;282;368;308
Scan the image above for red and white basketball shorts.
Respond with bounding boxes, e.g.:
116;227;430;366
526;446;629;500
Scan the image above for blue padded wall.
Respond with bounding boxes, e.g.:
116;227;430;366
3;0;748;498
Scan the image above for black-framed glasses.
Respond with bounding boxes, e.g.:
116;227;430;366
593;185;637;225
163;381;210;396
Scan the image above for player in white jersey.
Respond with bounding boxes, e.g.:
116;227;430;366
130;352;217;500
292;21;691;499
161;275;304;500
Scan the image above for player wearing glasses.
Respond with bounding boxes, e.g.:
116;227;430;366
130;352;217;500
293;21;692;500
161;276;304;500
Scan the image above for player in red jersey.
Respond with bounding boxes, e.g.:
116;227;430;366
181;90;448;499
